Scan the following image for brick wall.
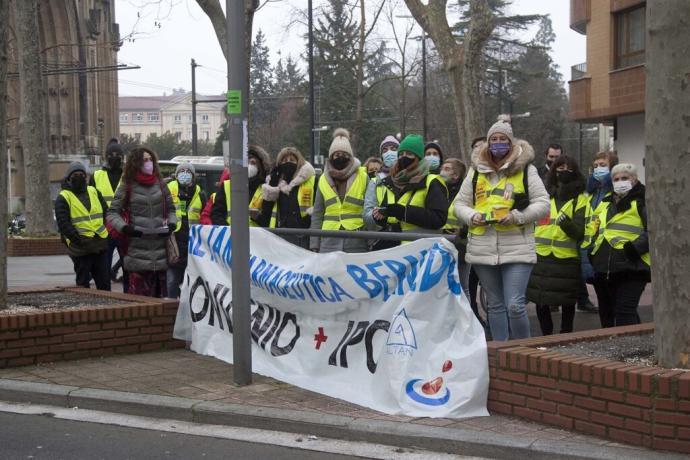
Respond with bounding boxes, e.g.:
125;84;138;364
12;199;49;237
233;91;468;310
609;65;645;115
7;237;68;256
0;288;184;368
488;324;690;454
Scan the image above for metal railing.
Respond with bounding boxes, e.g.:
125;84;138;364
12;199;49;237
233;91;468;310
265;227;457;242
571;62;587;81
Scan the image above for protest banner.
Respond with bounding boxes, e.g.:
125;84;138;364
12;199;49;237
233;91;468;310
174;226;489;418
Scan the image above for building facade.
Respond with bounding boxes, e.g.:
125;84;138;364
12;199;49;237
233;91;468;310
118;92;225;145
568;0;646;179
6;0;121;212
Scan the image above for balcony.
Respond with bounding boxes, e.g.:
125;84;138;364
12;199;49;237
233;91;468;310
570;0;590;34
568;77;591;121
571;62;587;81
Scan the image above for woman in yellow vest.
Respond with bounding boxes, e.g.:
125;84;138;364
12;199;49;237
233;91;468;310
454;116;549;341
588;163;650;327
166;162;207;298
527;156;588;335
55;161;110;291
364;134;449;249
310;128;369;253
255;147;315;249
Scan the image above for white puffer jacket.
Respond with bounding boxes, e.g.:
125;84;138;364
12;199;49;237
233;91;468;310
453;139;549;266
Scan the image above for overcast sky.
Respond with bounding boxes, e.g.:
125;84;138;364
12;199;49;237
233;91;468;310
116;0;585;97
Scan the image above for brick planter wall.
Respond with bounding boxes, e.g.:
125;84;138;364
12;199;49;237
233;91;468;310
488;324;690;454
7;237;68;256
0;287;184;368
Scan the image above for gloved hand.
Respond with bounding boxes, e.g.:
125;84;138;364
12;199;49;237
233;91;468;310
122;225;143;238
385;204;405;219
623;241;640;261
168;223;177;235
556;213;571;226
269;167;281;186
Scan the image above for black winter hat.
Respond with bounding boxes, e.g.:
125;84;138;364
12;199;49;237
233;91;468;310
424;141;444;161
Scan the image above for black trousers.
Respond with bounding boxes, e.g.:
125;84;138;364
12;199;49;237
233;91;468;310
536;304;575;335
469;266;480;318
71;252;111;291
593;274;646;328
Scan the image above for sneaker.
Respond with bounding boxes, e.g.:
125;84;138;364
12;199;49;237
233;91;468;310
577;300;598;313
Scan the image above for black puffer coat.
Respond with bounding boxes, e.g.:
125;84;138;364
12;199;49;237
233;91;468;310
527;181;586;306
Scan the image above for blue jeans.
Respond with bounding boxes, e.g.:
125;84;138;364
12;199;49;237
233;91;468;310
473;263;533;341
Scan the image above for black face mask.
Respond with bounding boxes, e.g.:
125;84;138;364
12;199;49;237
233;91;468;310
330;156;350;171
397;156;415;171
279;162;298;182
368;171;377;179
70;175;86;192
107;155;122;169
556;170;577;184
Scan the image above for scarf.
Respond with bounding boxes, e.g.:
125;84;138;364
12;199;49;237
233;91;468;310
135;172;157;186
390;159;429;189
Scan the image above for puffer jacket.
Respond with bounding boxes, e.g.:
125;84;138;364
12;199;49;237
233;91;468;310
106;179;176;273
454;139;550;265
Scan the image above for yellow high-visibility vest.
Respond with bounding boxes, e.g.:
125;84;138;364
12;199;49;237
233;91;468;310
223;180;263;227
535;194;588;259
375;175;443;232
469;169;525;235
581;192;611;248
93;170;120;207
268;176;315;228
319;167;368;231
168;181;202;232
59;186;108;246
591;200;650;266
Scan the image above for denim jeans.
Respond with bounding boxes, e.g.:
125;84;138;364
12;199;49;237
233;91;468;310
473;263;533;341
166;265;185;299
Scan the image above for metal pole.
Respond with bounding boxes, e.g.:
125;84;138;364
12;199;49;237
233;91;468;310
308;0;316;164
578;122;583;170
191;58;198;155
421;34;428;141
226;0;252;386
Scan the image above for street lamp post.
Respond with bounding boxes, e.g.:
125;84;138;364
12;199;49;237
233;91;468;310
191;58;198;155
308;0;316;165
420;34;427;141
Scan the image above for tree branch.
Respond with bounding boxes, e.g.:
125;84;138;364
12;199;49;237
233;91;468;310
195;0;227;60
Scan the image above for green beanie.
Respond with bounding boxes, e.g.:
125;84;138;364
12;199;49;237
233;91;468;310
398;134;425;160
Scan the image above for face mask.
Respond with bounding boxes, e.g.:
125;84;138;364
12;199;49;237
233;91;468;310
247;164;258;179
613;180;633;196
108;155;122;169
489;142;511;159
593;166;610;182
397;156;415;171
382;150;398;168
141;161;154;175
425;155;440;170
440;171;455;183
368;171;376;179
70;175;86;191
177;171;193;186
279;162;298;182
330;156;350;171
556;170;577;184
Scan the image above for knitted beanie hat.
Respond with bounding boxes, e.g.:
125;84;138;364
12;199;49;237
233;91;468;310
379;135;400;153
328;128;353;158
424;141;444;161
486;114;515;144
175;162;195;175
398;134;425;160
65;161;87;179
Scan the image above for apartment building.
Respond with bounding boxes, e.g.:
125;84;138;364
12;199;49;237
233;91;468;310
569;0;646;179
119;91;225;144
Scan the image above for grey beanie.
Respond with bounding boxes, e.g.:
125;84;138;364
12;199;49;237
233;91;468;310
175;162;195;175
65;161;87;179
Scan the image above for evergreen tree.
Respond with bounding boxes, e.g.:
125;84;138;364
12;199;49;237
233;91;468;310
250;29;275;144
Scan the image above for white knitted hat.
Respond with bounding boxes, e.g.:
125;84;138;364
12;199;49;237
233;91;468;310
328;128;353;158
486;114;515;144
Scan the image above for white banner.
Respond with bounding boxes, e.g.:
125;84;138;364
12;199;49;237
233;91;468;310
174;226;489;418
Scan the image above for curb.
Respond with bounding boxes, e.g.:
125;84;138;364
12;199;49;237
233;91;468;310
0;379;681;460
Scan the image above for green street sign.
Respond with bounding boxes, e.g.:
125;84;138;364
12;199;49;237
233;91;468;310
227;90;241;115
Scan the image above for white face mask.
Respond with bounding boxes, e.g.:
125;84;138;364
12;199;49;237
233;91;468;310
382;150;398;168
440;171;454;182
247;164;258;178
613;180;633;196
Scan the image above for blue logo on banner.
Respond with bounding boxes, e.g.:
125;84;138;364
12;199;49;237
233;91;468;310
386;308;417;350
405;379;451;406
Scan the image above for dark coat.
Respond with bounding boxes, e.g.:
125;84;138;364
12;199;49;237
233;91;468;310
527;181;586;306
170;182;207;268
589;182;650;281
377;174;449;231
55;181;109;257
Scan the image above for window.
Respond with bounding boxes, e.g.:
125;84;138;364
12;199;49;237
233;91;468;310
188;114;193;122
119;113;128;123
201;114;209;124
147;112;160;122
133;112;144;123
175;131;182;143
203;131;210;141
615;6;645;69
174;114;182;124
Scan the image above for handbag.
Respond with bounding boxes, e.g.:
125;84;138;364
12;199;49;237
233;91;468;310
161;181;181;265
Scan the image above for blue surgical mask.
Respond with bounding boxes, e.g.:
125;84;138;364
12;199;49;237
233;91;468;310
177;171;193;185
593;166;610;182
489;142;511;159
425;155;440;170
382;150;398;168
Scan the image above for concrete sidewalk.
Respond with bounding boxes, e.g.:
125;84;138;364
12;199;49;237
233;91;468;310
0;349;678;459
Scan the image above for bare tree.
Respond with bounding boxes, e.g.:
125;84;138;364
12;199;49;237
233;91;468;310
646;0;690;369
15;0;53;236
403;0;495;160
0;0;9;308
